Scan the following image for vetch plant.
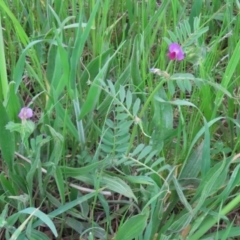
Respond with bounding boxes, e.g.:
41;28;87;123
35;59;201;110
18;107;33;121
167;43;185;61
1;1;240;239
6;107;35;152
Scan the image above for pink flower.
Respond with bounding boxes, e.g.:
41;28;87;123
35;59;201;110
167;43;184;61
18;107;33;120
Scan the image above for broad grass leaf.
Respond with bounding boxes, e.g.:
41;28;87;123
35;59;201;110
9;172;27;193
193;160;229;213
60;160;107;177
47;125;64;165
185;117;223;160
144;0;170;39
180;142;203;178
189;1;203;31
198;160;228;196
0;203;9;225
13;39;46;92
195;79;232;98
190;205;237;240
0;18;10;100
10;215;33;240
131;34;144;100
115;209;149;240
215;38;240;108
202;226;240;240
33;192;96;229
54;168;65;204
152;89;173;149
6;82;21;122
168;212;192;233
46;43;58;85
0;101;15;171
143;187;169;211
0;1;29;46
143;182;168;239
157;214;175;238
49;48;64;91
64;22;95;30
219;163;240;199
78;41;125;120
13;51;27;92
78;77;103;120
19;207;57;237
54;102;79;140
202;119;210;175
172;177;193;213
50;31;71;98
65;217;84;234
101;176;137;202
123;175;155;185
48;5;62;27
6;212;19;227
18;229;51;240
66;217;106;238
69;0;100;89
237;110;240;137
0;173;16;195
97;194;110;226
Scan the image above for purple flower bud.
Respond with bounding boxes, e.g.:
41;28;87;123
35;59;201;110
18;107;33;120
167;43;184;61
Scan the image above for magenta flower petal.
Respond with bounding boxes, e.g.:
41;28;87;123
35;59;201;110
168;52;176;60
167;43;184;61
18;107;33;120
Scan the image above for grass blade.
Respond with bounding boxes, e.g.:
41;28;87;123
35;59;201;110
115;209;149;240
0;101;15;171
0;16;8;101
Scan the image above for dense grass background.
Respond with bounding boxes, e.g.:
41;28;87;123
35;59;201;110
1;0;240;239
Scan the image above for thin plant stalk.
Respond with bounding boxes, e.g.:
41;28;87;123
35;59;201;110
0;16;8;101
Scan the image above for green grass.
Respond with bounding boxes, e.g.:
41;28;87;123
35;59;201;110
1;0;240;239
